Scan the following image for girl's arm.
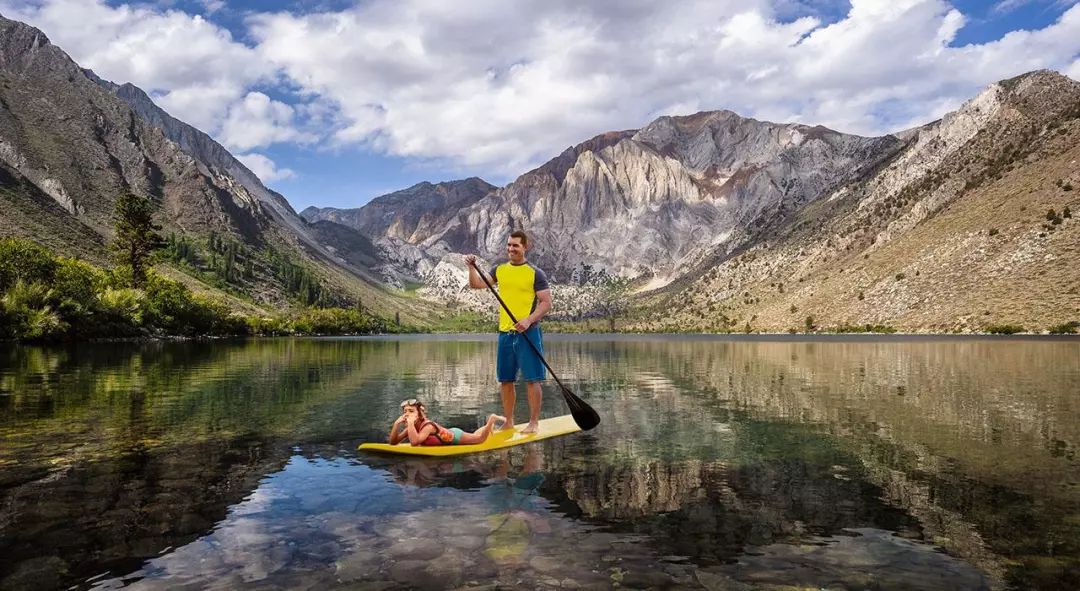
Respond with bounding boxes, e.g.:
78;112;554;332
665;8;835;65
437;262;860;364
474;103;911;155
388;417;406;444
405;420;436;446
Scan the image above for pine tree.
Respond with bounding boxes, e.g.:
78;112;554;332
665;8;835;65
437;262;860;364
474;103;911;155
112;193;162;288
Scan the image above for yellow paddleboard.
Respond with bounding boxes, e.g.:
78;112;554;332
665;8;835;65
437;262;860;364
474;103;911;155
359;414;582;457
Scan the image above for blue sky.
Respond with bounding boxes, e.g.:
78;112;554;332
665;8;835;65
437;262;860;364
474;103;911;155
2;0;1079;211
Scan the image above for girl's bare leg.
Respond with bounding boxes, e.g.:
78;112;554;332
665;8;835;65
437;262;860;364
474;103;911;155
458;414;506;445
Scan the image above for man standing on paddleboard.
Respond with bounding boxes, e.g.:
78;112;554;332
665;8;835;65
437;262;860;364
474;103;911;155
465;230;552;434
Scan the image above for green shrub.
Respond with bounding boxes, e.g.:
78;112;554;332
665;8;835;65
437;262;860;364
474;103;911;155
246;314;295;337
1048;321;1079;334
0;280;68;340
0;238;58;291
291;308;385;335
0;238;393;340
187;294;247;336
143;272;196;334
833;324;897;334
985;324;1024;335
97;287;146;331
53;258;106;326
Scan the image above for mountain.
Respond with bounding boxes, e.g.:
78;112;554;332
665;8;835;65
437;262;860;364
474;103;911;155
317;112;902;286
87;74;319;250
641;70;1080;333
305;70;1078;332
0;14;427;321
302;177;496;242
301;178;495;285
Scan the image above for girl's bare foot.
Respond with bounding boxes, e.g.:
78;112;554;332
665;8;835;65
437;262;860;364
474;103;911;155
475;414;508;440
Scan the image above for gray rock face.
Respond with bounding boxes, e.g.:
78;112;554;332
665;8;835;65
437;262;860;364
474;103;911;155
301;178;496;284
302;178;496;242
0;14;271;243
414;112;901;284
86;71;357;269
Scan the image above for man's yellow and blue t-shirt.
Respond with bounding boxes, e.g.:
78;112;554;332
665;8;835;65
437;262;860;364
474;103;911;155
488;261;550;332
489;261;549;382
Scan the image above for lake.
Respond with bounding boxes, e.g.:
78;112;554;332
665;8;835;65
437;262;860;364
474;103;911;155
1;335;1078;590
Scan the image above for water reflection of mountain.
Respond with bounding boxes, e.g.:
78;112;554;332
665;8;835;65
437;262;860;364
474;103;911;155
2;337;1077;589
0;438;291;591
539;338;1080;589
539;421;919;563
0;339;490;590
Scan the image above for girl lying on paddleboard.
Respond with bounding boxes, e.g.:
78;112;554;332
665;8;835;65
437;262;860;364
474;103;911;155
389;398;506;446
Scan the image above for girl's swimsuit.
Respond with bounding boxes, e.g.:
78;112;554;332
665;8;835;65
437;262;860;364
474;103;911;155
419;420;464;445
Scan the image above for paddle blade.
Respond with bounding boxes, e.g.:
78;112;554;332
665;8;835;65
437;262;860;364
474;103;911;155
561;385;600;430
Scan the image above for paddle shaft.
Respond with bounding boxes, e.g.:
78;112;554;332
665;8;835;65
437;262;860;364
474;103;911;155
469;260;568;390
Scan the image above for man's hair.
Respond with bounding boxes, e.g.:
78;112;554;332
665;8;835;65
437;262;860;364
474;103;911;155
509;230;529;248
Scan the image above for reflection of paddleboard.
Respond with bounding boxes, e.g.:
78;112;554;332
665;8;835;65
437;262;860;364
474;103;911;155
359;414;582;457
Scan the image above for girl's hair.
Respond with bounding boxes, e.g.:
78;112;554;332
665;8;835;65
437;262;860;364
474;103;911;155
401;398;427;420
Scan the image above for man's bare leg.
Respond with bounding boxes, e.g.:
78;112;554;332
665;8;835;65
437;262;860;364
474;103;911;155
500;382;516;430
520;381;542;434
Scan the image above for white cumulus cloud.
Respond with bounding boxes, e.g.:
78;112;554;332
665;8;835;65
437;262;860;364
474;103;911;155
220;92;318;151
4;0;1080;181
236;153;295;182
246;0;1080;176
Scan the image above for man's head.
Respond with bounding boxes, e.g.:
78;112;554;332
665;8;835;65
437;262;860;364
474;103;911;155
507;230;528;264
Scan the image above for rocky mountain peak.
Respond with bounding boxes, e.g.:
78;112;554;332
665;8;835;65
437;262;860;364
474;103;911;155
0;14;53;69
300;177;497;246
533;129;638;187
632;109;860;179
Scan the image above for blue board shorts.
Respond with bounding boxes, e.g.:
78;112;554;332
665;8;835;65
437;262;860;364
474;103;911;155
497;325;546;383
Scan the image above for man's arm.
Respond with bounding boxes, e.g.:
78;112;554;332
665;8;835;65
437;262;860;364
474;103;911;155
463;255;493;289
515;288;551;332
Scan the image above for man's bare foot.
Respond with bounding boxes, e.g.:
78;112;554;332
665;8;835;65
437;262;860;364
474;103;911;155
520;422;539;435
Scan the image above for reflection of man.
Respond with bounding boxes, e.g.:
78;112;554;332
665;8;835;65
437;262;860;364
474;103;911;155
484;448;550;564
464;230;551;434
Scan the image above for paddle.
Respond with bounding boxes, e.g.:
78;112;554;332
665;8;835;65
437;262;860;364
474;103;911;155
470;260;601;431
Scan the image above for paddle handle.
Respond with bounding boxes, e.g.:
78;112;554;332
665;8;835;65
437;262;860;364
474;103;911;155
469;260;567;389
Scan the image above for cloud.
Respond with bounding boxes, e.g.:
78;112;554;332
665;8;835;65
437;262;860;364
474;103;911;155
1066;57;1080;80
219;92;319;151
992;0;1037;13
236;153;296;183
993;0;1078;13
199;0;225;14
5;0;1080;181
246;0;1080;176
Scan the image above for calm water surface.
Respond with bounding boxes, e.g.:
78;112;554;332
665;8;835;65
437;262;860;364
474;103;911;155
1;335;1078;590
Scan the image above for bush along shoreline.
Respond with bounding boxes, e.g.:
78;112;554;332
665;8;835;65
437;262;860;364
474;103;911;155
0;238;394;343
